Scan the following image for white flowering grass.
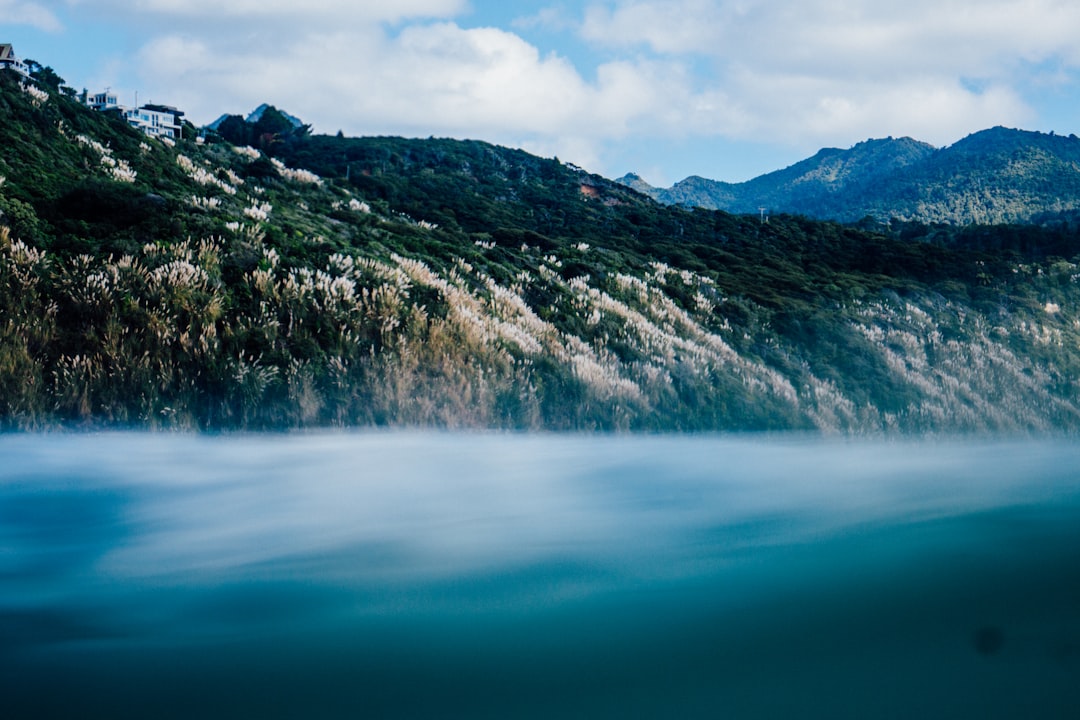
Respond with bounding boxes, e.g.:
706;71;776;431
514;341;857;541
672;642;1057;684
234;146;261;161
269;157;322;185
190;196;222;211
75;135;137;183
20;82;49;106
244;202;273;222
177;154;237;195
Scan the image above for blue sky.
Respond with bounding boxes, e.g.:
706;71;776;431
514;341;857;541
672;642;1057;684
4;1;1080;185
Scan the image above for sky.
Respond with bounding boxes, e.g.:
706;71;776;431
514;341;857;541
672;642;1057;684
3;1;1080;185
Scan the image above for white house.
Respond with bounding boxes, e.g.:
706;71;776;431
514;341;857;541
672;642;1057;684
84;91;185;140
124;104;184;140
0;44;30;79
86;91;119;111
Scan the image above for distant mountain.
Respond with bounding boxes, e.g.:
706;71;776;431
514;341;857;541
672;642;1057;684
207;104;304;132
205;113;229;131
616;172;661;197
621;128;1080;225
245;103;303;129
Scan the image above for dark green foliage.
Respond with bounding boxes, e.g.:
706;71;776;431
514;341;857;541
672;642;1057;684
3;78;1080;433
24;59;66;91
213;115;249;145
212;106;311;153
243;155;280;180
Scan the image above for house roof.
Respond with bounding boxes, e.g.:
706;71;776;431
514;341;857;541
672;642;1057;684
141;103;184;117
0;44;16;61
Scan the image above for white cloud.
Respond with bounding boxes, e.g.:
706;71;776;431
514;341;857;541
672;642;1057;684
135;25;582;130
51;0;738;175
384;24;586;129
128;19;694;175
582;0;1080;72
582;0;730;55
50;0;1080;179
579;0;1080;149
511;6;578;33
69;0;467;25
675;67;1033;148
0;0;63;31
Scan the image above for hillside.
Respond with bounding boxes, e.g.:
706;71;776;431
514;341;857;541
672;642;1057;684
623;129;1080;225
3;72;1080;433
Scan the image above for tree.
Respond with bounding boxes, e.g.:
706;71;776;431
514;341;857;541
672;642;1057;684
24;60;66;91
253;106;295;138
215;115;251;146
251;107;311;154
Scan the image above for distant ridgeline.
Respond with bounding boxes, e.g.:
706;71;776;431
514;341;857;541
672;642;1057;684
2;69;1080;433
620;129;1080;226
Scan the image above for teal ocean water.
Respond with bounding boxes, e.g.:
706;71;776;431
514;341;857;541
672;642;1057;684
2;433;1080;718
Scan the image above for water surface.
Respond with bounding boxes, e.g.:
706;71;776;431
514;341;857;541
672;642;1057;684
2;433;1079;718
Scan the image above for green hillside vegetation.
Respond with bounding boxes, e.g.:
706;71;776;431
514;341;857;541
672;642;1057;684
626;129;1080;225
3;71;1080;433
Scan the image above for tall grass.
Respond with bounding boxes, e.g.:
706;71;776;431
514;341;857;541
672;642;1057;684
4;217;1079;432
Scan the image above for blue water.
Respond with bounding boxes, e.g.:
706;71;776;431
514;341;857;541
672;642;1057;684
2;433;1080;718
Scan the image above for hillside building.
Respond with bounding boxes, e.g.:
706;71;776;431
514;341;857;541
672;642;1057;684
86;90;119;111
84;90;185;140
0;44;30;79
5;44;185;141
125;104;184;140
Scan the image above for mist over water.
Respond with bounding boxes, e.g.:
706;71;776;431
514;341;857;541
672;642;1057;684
2;433;1080;718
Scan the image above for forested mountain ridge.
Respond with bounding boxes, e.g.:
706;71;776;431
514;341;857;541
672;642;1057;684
3;71;1080;434
622;128;1080;225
